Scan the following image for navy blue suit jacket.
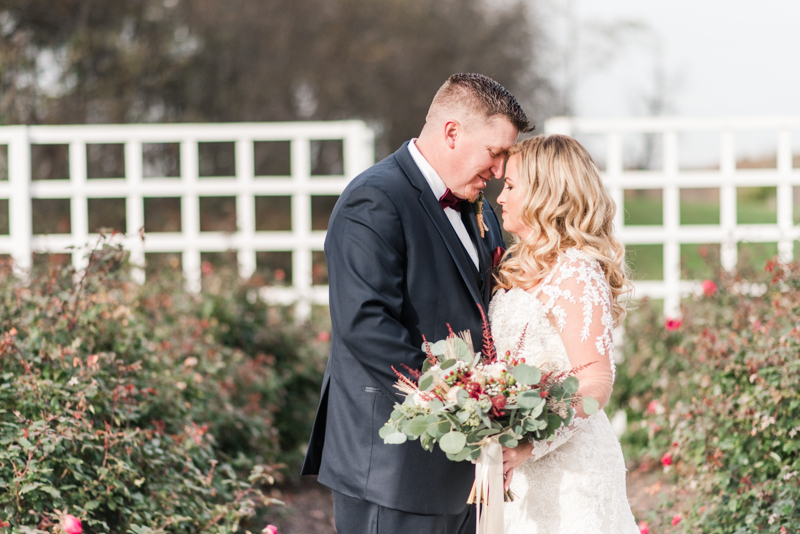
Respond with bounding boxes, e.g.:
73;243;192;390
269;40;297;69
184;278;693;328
301;142;506;514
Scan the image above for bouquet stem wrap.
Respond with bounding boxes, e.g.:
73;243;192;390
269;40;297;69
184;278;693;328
467;436;505;534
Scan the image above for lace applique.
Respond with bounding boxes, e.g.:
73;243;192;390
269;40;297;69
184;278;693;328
490;248;638;533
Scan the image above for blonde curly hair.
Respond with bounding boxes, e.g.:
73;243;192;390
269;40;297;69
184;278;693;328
494;134;632;326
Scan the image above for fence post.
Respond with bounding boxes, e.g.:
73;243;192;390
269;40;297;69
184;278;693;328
181;139;201;293
777;129;794;263
236;136;256;280
8;126;32;277
69;141;89;270
292;135;312;321
719;130;738;272
662;131;681;318
126;140;146;284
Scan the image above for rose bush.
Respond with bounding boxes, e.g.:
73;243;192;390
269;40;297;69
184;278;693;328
0;242;329;532
611;258;800;532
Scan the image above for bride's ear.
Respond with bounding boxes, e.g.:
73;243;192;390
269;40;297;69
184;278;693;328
444;120;460;149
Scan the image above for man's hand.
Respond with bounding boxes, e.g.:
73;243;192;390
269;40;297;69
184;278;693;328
502;441;533;490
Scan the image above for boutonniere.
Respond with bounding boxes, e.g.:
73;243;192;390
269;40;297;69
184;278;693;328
472;192;490;238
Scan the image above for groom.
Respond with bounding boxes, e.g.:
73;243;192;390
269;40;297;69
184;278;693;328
302;73;532;533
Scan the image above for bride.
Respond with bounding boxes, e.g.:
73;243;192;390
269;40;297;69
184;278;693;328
490;134;639;533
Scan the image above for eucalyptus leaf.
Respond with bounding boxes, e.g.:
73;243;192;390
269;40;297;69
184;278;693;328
430;340;449;356
419;374;434;391
511;364;541;386
441;359;457;370
457;410;471;424
384;432;408;445
517;390;543;409
408;417;430;437
456;388;470;406
583;396;599;415
439;431;467;454
427;399;444;413
454;444;476;462
562;376;579;395
499;434;518;448
379;424;395;439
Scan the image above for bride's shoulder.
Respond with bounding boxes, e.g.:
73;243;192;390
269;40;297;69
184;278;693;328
556;248;604;276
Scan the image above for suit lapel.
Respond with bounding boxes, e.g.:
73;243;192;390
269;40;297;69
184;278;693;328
394;145;484;307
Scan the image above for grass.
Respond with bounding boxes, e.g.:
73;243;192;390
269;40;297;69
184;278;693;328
623;188;789;281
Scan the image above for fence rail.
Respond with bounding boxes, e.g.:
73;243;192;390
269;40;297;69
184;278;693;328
2;117;798;321
0;121;375;319
544;116;800;317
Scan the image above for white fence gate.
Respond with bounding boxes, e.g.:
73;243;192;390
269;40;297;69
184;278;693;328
545;116;800;317
0;121;375;319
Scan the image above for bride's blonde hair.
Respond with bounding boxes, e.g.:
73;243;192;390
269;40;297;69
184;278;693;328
494;134;632;326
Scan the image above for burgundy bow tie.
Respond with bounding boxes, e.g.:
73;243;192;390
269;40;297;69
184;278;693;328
439;189;463;212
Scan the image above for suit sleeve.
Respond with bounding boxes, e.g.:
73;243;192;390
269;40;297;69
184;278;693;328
326;184;421;399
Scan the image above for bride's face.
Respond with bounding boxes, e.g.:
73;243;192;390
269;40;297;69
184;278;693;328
497;155;531;239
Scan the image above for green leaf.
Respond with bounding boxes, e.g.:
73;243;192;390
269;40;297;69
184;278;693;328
419;374;434;391
517;390;543;409
408;417;430;437
384;432;408;445
512;364;541;386
40;485;61;498
427;399;444;413
441;359;457;370
457;410;471;424
19;482;41;494
499;434;518;448
454;444;476;462
583;397;600;415
562;376;579;394
430;340;449;356
451;338;473;362
379;424;395;439
439;431;467;454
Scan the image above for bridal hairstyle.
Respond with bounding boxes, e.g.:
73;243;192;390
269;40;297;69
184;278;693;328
427;73;534;133
495;134;633;326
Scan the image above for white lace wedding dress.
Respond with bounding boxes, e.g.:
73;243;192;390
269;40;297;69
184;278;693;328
489;248;639;533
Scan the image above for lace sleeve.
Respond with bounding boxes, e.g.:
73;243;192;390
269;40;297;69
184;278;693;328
529;249;616;461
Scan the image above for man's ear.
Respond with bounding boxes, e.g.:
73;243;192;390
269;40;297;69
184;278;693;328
444;120;460;149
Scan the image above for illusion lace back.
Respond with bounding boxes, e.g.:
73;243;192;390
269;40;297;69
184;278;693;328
489;249;639;534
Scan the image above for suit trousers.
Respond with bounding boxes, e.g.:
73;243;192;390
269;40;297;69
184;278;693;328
332;491;476;534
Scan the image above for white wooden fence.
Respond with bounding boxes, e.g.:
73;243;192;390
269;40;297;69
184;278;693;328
2;117;798;321
545;116;800;317
0;121;375;319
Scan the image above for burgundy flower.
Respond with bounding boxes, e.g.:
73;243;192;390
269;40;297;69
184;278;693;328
492;246;505;268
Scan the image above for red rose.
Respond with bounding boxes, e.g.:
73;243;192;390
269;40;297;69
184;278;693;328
661;452;672;466
671;514;682;526
665;318;682;331
702;280;717;296
62;515;82;534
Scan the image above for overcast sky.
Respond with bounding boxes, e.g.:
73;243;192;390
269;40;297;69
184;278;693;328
545;0;800;164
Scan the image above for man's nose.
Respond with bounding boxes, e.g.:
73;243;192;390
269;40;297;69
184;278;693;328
491;160;504;179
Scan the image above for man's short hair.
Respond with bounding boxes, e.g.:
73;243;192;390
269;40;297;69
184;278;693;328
430;73;533;133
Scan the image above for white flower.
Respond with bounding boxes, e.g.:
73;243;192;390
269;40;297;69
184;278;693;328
446;386;463;404
486;363;506;380
413;391;430;408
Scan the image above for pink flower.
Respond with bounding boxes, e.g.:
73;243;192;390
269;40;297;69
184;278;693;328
201;261;214;275
702;280;717;296
62;515;82;534
671;514;682;526
316;331;330;342
265;526;279;534
665;318;682;331
661;452;672;467
647;400;660;415
638;521;650;534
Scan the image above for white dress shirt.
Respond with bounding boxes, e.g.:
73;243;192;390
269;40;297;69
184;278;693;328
407;139;479;269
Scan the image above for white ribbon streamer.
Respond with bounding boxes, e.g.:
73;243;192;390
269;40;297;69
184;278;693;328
468;437;505;534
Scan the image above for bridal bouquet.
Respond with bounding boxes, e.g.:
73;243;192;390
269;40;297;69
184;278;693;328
379;309;597;533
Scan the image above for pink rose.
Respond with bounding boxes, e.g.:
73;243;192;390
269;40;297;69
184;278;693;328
665;318;682;331
265;526;279;534
638;521;650;534
671;514;682;526
62;515;82;534
701;280;717;296
661;452;672;467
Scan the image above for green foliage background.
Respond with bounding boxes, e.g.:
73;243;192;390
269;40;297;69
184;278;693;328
0;243;329;532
